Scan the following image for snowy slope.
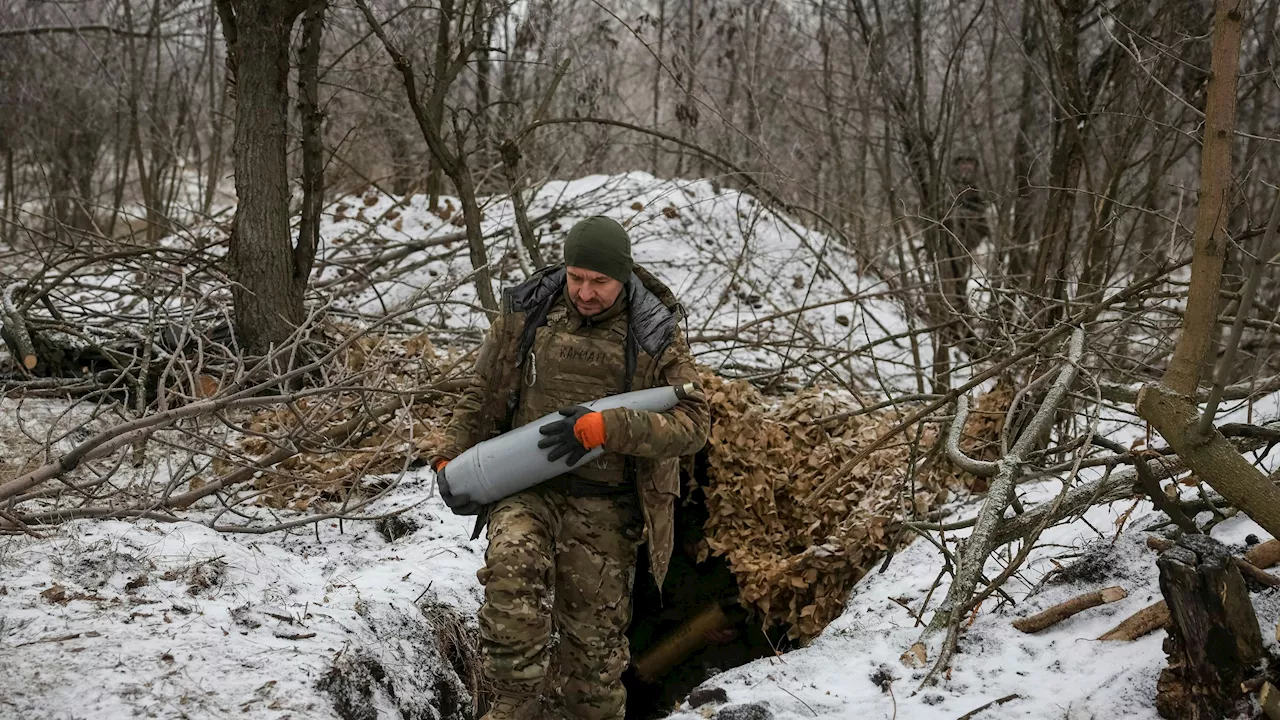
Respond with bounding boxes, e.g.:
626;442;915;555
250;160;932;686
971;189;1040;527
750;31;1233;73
663;496;1279;720
318;172;921;390
5;172;1280;720
0;472;485;720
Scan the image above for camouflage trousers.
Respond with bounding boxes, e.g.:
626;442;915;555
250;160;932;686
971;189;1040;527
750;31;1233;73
478;485;642;720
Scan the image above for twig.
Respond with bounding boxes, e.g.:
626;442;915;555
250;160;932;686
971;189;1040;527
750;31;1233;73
955;693;1020;720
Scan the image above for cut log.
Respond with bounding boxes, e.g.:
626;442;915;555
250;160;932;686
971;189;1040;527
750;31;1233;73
1261;682;1280;720
1098;601;1170;641
1155;534;1264;720
1247;539;1280;569
1147;535;1280;587
1013;586;1127;634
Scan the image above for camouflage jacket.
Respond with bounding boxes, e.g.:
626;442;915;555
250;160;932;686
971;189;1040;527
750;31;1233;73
440;264;710;587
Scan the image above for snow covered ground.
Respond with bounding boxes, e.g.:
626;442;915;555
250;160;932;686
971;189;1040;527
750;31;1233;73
6;450;1280;720
4;173;1280;720
0;471;485;720
319;172;922;391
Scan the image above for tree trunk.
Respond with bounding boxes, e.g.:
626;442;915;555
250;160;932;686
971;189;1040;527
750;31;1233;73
3;145;14;247
1137;384;1280;543
222;0;307;353
425;0;454;211
650;0;666;171
1155;534;1263;720
1164;0;1246;396
295;0;325;299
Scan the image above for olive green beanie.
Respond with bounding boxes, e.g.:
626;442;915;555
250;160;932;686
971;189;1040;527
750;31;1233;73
563;216;633;283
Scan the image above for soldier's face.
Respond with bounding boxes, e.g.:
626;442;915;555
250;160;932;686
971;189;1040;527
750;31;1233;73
567;266;623;317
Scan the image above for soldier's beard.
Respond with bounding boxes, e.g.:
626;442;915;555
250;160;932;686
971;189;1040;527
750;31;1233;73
570;291;611;317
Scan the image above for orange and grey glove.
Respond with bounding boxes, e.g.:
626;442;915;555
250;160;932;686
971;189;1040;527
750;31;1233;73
433;457;481;516
538;406;605;465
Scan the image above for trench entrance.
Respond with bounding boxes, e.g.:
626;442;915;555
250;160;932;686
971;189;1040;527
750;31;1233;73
622;452;791;719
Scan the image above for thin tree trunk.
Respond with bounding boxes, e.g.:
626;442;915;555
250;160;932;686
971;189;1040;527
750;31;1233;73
3;145;13;246
650;0;666;171
295;0;325;298
425;0;454;211
203;0;229;219
1164;0;1246;396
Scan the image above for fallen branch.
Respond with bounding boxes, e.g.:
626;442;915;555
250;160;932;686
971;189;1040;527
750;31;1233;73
918;327;1085;683
1137;384;1280;542
1098;600;1171;641
1012;586;1128;634
955;694;1020;720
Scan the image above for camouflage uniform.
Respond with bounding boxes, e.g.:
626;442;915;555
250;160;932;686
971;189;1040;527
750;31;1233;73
440;264;709;719
941;155;990;317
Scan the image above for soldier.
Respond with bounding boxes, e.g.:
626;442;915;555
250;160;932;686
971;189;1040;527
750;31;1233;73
431;216;710;720
938;153;990;321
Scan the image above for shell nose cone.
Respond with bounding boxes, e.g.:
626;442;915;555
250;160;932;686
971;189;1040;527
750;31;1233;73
675;383;695;400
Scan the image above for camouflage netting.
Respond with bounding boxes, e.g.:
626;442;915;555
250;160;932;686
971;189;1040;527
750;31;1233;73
698;372;1009;641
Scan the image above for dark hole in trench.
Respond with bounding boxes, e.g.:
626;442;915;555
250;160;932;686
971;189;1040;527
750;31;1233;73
622;448;792;719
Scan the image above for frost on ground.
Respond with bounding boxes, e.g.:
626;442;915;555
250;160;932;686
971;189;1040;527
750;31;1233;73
320;171;920;390
2;171;1279;720
0;472;485;720
666;498;1280;720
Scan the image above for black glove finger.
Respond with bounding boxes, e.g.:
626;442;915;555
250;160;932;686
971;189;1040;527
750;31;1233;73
558;406;581;416
537;435;561;449
546;441;572;463
539;420;569;435
444;490;473;509
567;446;590;466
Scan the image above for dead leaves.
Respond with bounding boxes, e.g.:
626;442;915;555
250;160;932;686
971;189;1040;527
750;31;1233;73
216;328;449;511
699;373;1010;641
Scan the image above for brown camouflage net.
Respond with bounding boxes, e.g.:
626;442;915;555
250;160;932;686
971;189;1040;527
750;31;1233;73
698;372;1009;641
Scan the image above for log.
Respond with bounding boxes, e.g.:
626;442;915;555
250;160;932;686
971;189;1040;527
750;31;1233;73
631;600;734;683
1155;534;1264;720
1098;601;1171;641
1247;539;1280;569
1261;682;1280;720
1147;535;1280;587
1013;586;1127;634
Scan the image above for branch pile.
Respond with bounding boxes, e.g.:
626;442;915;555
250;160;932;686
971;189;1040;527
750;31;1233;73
214;329;452;510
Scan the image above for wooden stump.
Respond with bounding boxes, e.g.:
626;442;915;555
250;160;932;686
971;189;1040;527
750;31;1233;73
1155;534;1264;719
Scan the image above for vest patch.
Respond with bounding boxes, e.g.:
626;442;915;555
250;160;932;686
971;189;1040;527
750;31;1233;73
553;343;613;366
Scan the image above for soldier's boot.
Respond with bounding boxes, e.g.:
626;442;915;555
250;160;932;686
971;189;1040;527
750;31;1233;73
480;692;539;720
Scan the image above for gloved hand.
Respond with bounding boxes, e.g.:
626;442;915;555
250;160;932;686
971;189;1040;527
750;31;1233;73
538;406;604;465
434;460;482;516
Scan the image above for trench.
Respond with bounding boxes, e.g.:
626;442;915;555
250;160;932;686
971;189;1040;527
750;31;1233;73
622;451;792;719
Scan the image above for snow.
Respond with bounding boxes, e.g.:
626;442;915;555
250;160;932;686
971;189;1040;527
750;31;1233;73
319;172;921;390
4;172;1280;719
0;471;485;720
662;498;1280;720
